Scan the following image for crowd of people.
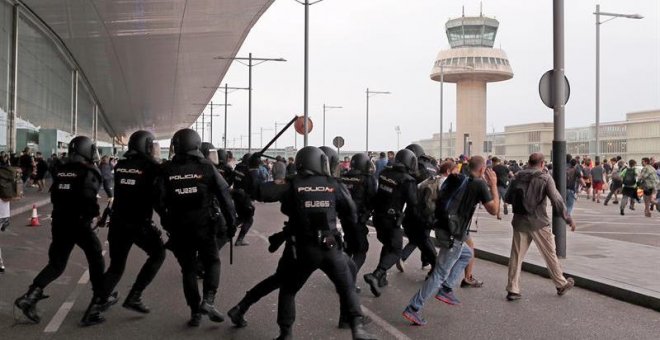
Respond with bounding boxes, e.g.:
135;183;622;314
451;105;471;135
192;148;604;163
4;127;659;339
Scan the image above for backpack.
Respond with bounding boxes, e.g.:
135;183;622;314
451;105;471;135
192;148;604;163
0;166;22;199
611;168;621;181
566;167;577;190
435;176;471;246
622;168;636;187
418;176;443;225
506;178;529;215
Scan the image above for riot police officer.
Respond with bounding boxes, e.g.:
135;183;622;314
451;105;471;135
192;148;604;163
232;153;263;246
156;129;237;327
15;136;106;325
363;149;419;298
83;130;167;324
200;143;236;250
398;144;438;272
340;153;377;273
274;146;376;340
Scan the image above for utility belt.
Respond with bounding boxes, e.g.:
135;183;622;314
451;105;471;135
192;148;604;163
376;208;404;226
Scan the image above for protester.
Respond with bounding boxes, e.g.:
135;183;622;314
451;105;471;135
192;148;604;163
639;157;658;218
504;153;575;301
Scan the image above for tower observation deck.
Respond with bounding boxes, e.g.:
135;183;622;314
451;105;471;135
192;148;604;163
430;13;513;157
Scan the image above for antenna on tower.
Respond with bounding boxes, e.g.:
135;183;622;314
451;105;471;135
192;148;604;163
462;6;465;17
480;1;483;16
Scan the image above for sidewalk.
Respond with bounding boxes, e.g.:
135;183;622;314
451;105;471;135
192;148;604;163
472;202;660;312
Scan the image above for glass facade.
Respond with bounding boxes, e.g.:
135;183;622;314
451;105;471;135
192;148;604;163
0;1;109;151
446;24;497;48
77;79;94;137
0;2;11;148
16;14;73;133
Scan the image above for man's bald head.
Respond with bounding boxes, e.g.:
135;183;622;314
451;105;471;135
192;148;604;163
469;155;486;176
528;152;545;168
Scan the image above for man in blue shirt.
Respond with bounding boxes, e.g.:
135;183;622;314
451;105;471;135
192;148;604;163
374;152;388;177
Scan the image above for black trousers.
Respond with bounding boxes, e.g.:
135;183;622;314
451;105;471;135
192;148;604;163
102;179;114;198
373;216;403;274
237;245;295;311
236;204;255;241
277;242;362;331
33;220;105;296
344;220;369;273
401;224;437;267
101;220;166;298
171;229;220;313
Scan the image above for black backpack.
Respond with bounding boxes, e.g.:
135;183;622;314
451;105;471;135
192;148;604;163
435;175;471;247
622;168;636;187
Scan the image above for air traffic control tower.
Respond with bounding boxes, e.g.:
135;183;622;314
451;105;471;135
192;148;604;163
431;13;513;157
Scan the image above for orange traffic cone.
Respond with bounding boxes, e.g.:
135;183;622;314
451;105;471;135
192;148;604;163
27;204;41;227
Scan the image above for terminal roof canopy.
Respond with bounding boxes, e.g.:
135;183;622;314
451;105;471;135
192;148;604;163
22;0;275;140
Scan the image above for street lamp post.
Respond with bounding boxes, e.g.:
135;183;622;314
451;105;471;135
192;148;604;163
295;0;325;146
192;102;229;145
322;104;342;146
394;126;401;150
205;84;249;148
594;5;642;160
365;88;390;152
214;54;286;152
259;127;274;148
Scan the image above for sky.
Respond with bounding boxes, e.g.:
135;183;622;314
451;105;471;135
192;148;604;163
207;0;660;152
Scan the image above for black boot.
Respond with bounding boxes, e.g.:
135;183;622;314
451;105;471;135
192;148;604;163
80;297;107;327
274;326;293;340
188;311;202;327
351;317;379;340
339;315;371;329
14;286;47;323
228;304;248;327
377;274;388;288
363;271;382;297
123;289;150;314
199;292;224;323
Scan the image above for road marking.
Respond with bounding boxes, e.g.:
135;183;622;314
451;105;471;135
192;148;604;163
578;231;660;236
361;305;412;340
44;302;74;333
43;250;107;333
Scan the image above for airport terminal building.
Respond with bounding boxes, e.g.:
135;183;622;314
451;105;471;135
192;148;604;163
414;109;660;162
0;0;273;155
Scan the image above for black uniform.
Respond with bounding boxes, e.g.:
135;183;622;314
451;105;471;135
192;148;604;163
276;174;365;337
339;169;377;272
232;160;261;244
401;156;438;269
364;164;418;295
32;162;104;293
157;154;237;316
100;154;166;304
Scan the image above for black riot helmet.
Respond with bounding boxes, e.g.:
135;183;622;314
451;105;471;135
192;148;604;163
241;153;252;164
319;146;340;177
217;149;229;164
171;128;203;158
68;136;98;163
350;153;372;174
295;146;330;176
200;142;215;159
125;130;155;158
405;144;425;158
395;149;417;174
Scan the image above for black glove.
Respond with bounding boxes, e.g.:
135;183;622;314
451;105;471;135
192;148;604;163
268;231;286;253
226;224;237;239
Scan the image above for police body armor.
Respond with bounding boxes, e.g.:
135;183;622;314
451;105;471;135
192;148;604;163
374;165;413;225
290;176;340;247
112;156;159;222
232;162;253;195
161;159;214;228
217;163;234;187
340;170;370;224
51;162;101;221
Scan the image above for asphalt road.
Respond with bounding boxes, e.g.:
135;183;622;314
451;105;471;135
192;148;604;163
0;202;659;340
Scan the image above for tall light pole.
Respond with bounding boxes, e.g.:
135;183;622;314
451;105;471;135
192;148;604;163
192;102;229;145
594;5;642;160
214;54;286;152
295;0;325;147
259;127;274;148
274;121;289;149
394;125;401;150
322;104;342;145
365;88;391;152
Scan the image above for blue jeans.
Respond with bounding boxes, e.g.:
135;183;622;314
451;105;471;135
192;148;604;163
566;189;576;215
407;242;472;311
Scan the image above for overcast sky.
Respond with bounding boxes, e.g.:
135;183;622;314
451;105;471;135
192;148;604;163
209;0;659;152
